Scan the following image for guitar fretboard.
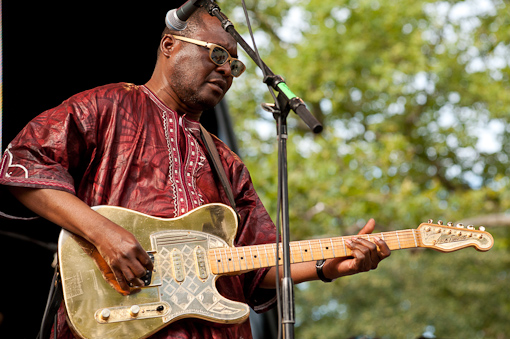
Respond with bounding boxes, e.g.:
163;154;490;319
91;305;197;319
207;230;421;275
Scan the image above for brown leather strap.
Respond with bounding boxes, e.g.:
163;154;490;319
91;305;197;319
200;125;238;216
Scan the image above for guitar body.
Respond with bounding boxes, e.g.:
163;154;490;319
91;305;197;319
58;203;248;339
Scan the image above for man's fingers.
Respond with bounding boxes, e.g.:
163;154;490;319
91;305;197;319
374;236;392;259
128;262;152;287
346;238;369;271
346;237;387;272
138;251;154;271
111;267;131;294
109;255;151;290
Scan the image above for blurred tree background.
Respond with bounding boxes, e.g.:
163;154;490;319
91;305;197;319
219;0;510;338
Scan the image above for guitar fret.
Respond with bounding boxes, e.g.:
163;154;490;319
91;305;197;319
298;242;304;262
264;245;270;267
272;244;278;265
412;229;418;248
234;247;240;271
229;247;235;272
289;243;296;264
319;239;325;259
215;249;221;273
244;247;249;270
232;248;238;271
342;237;347;256
330;238;335;257
308;240;314;260
245;247;250;269
213;250;221;274
237;248;242;271
396;231;402;249
249;247;256;269
219;249;227;273
226;248;232;272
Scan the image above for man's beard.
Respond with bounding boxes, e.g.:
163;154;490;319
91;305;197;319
171;74;223;113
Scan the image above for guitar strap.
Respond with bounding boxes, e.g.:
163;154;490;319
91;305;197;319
37;263;62;339
199;125;240;220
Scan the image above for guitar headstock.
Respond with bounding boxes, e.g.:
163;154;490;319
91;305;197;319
417;220;494;252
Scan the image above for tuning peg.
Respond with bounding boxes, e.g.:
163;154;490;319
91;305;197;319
447;222;453;227
456;223;464;228
437;220;443;225
467;225;474;230
479;226;486;232
428;219;433;223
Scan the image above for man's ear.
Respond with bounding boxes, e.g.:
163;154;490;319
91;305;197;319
160;34;176;58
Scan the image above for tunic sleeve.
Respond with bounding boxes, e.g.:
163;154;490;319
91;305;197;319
0;89;99;217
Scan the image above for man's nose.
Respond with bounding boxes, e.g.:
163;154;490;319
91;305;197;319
216;61;232;77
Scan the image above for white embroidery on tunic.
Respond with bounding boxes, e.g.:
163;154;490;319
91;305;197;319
143;86;205;217
183;125;205;209
3;148;29;178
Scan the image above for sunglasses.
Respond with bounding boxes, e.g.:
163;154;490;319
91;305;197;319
167;34;246;77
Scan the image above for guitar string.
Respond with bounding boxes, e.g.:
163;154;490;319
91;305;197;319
208;228;486;273
208;230;424;272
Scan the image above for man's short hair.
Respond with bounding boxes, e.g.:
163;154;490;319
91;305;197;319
156;6;211;58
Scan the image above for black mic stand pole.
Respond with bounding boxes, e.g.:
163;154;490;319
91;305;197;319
204;2;322;134
204;2;323;339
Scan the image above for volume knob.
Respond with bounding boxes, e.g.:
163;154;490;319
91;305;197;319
130;305;141;317
100;309;111;320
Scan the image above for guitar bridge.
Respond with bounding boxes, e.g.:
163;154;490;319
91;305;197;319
140;252;155;286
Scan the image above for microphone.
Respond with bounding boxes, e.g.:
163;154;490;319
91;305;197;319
166;0;205;31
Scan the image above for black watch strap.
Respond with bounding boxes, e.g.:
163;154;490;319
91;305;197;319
316;259;333;283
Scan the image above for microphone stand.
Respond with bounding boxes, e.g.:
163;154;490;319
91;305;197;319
204;2;323;338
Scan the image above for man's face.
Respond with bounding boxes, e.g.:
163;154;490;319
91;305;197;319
168;14;237;112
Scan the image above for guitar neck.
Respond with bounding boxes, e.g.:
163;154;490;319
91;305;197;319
208;230;419;275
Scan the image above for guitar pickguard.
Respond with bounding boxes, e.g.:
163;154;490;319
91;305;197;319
150;230;248;324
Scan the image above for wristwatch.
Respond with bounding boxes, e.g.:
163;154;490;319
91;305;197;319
315;259;333;283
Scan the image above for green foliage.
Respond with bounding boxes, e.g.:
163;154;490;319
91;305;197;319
219;0;510;337
295;227;510;338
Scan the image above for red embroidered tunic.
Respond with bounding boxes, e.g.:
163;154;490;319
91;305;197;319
0;83;276;338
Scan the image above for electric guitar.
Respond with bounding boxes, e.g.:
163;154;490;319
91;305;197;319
58;203;494;339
